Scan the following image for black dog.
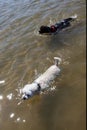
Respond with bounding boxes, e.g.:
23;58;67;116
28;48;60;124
39;15;77;34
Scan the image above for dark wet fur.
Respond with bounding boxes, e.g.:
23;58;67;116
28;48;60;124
39;17;75;34
39;26;51;34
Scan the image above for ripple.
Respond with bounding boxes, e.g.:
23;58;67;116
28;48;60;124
15;117;26;123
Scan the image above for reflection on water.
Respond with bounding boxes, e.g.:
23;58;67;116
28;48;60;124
0;0;86;130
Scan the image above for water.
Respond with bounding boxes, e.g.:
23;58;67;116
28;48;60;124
0;0;86;130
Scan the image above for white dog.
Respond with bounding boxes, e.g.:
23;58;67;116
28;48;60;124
21;57;61;100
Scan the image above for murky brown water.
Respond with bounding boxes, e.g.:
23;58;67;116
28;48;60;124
0;0;86;130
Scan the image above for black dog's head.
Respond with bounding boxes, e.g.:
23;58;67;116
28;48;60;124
39;26;51;34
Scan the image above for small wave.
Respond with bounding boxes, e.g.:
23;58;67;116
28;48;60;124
7;93;13;100
15;117;26;123
0;80;5;84
0;95;3;100
9;112;26;123
10;113;15;118
40;85;56;96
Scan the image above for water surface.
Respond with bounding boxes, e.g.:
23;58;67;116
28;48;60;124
0;0;86;130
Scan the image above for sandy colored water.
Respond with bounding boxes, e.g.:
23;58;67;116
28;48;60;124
0;0;86;130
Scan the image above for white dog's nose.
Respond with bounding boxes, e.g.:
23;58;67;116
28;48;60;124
22;94;29;100
22;90;33;100
22;94;31;100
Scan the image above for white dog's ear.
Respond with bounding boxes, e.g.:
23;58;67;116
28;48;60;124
54;57;61;66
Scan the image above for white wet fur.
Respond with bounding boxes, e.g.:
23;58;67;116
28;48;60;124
21;57;61;100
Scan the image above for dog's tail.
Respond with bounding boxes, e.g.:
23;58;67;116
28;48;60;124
54;57;61;66
64;14;77;23
71;14;77;20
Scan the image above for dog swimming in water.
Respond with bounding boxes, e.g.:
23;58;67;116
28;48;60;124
21;57;61;100
39;14;77;35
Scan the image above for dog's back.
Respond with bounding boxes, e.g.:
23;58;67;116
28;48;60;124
39;14;77;34
35;57;61;90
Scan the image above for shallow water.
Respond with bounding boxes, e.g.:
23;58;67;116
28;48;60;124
0;0;86;130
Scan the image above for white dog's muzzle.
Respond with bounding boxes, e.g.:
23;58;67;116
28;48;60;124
22;91;33;100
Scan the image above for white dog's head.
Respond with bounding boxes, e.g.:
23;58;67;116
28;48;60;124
21;83;39;100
